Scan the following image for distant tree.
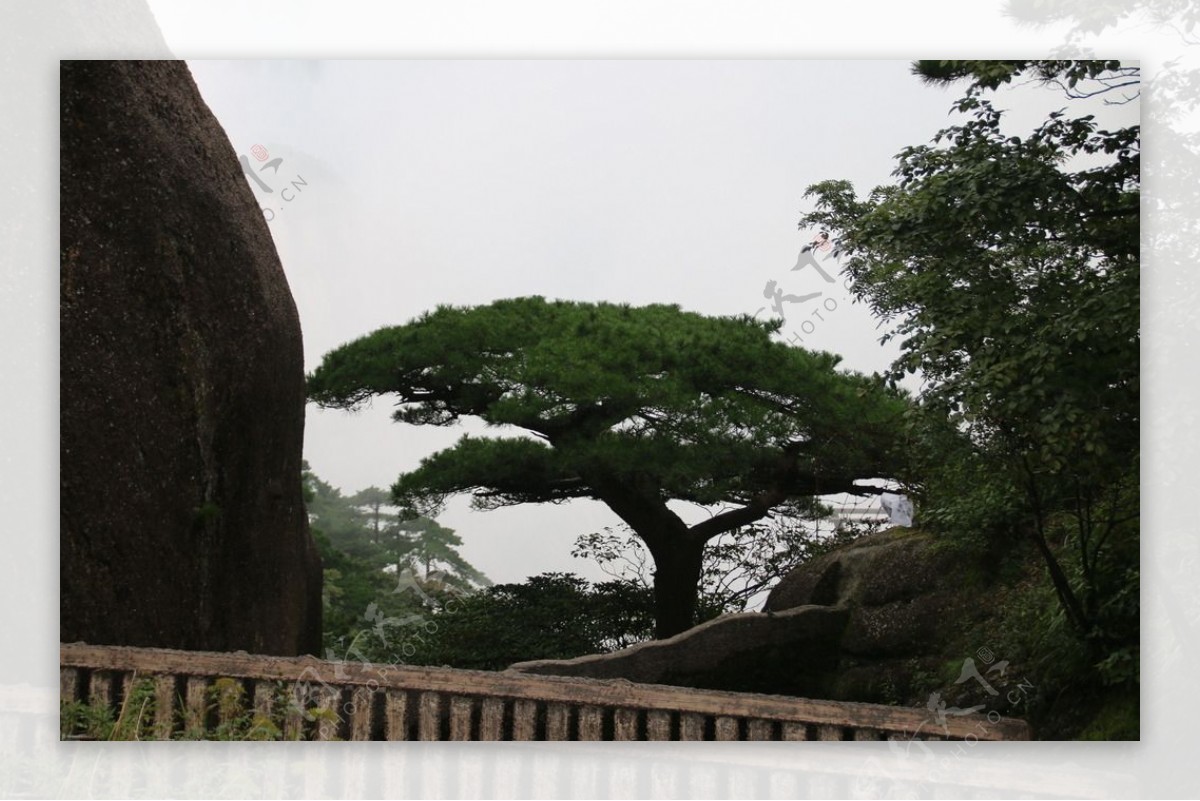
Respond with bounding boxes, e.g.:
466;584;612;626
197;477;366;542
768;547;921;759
392;515;491;591
307;298;908;637
303;466;381;562
301;464;489;663
349;486;395;545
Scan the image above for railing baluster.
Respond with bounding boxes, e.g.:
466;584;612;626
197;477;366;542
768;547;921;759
283;682;307;740
184;677;208;737
546;703;570;741
747;719;773;741
120;672;135;717
314;684;341;741
89;670;114;710
714;716;739;741
646;710;671;740
853;728;881;741
384;689;408;740
449;696;474;741
252;681;274;726
348;686;374;741
215;680;243;731
154;675;176;738
475;697;502;740
782;721;808;740
577;706;603;740
418;692;441;741
511;699;537;740
60;668;79;704
816;724;843;741
679;712;704;740
613;708;638;741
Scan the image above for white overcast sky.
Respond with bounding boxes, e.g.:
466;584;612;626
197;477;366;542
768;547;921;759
185;59;1134;585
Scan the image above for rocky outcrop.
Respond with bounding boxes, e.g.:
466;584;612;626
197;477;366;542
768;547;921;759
764;527;987;702
511;527;998;705
765;526;968;655
60;60;322;655
511;606;850;698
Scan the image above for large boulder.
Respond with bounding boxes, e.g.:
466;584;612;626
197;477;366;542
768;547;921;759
765;526;969;657
764;527;988;702
60;60;322;655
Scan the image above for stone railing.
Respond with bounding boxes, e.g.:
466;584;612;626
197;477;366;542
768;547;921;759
60;643;1031;741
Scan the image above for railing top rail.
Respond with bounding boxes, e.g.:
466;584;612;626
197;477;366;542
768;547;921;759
60;642;1030;740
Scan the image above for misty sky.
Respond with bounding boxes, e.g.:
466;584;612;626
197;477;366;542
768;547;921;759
184;60;1131;586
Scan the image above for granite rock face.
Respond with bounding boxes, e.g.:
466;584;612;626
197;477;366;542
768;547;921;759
764;527;977;701
60;60;322;655
765;526;965;659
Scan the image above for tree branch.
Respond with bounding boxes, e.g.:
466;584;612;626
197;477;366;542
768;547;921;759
689;497;779;544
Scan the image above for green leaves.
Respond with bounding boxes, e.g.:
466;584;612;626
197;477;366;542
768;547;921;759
401;573;656;669
803;60;1139;664
801;85;1138;480
911;60;1138;101
310;297;910;511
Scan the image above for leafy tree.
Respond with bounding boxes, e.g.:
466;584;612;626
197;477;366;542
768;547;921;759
405;573;656;670
307;298;908;637
800;60;1138;652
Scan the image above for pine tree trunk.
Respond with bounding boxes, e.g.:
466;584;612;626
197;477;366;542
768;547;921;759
650;541;705;639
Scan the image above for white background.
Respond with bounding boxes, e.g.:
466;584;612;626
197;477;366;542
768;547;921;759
1;0;1195;797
